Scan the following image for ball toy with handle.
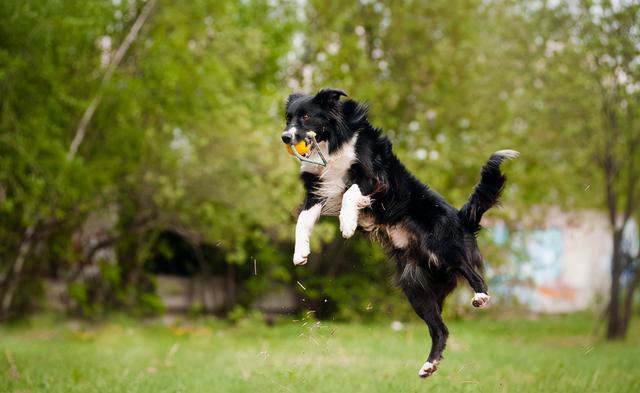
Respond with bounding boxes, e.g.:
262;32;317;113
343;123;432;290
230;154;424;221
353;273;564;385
285;131;327;166
286;140;311;156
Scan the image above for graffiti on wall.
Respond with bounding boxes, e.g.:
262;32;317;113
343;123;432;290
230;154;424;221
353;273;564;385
488;214;637;313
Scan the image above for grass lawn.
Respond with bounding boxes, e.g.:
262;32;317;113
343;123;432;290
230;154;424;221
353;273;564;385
1;313;639;393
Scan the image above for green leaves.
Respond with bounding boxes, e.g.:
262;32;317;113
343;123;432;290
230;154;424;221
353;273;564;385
1;0;638;319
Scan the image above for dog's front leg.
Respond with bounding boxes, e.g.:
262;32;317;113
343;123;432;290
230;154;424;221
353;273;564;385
339;184;371;238
293;203;322;265
293;172;322;266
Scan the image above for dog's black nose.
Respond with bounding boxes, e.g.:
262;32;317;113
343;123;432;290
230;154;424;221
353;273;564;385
281;132;292;144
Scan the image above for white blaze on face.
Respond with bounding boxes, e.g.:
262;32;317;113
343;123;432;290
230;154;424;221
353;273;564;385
293;203;322;265
283;126;297;142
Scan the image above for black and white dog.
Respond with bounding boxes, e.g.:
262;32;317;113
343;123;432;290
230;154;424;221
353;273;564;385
282;89;517;378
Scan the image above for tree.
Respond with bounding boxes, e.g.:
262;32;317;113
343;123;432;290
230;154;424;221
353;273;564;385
572;1;640;339
0;0;121;318
508;0;640;339
0;0;301;317
1;0;636;325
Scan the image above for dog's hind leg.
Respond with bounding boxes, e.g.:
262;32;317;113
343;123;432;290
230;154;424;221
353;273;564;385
398;265;449;379
458;262;490;308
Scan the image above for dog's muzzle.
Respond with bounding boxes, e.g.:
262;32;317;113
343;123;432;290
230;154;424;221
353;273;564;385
281;131;294;144
281;126;302;145
282;129;327;167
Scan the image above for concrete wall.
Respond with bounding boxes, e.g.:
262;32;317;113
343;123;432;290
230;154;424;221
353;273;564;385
491;207;637;313
155;275;227;313
154;275;298;314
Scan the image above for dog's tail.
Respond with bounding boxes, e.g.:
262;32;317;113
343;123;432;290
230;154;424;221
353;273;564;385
458;150;519;234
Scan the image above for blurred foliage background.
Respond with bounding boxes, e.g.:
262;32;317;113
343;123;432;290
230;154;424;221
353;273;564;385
0;0;638;329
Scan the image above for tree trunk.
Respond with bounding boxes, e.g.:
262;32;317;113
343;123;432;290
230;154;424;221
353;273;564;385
621;263;639;337
225;263;236;312
606;229;624;339
0;224;36;320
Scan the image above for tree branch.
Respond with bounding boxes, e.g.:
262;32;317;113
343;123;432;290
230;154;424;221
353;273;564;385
67;0;157;160
67;213;159;282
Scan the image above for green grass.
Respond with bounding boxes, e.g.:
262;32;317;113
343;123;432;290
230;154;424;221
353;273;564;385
1;314;639;392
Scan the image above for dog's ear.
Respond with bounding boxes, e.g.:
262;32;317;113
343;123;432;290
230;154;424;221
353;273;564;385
286;93;303;110
313;88;347;109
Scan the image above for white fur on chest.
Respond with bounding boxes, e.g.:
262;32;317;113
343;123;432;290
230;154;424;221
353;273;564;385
301;135;358;216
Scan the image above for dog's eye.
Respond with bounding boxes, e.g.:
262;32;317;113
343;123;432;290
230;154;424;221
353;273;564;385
302;114;310;122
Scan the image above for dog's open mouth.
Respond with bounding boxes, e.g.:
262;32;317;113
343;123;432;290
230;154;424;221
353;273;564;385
300;139;316;158
286;139;313;157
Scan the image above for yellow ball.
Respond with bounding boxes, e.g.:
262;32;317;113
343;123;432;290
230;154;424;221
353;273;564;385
286;140;311;156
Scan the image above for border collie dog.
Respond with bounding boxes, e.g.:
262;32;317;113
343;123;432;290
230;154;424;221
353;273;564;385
282;89;517;378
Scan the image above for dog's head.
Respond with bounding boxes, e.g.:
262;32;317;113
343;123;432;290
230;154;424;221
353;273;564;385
281;89;349;155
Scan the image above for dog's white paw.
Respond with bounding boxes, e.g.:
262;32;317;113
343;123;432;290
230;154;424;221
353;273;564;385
293;242;310;266
418;361;438;378
293;252;308;266
339;209;358;238
472;292;490;308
